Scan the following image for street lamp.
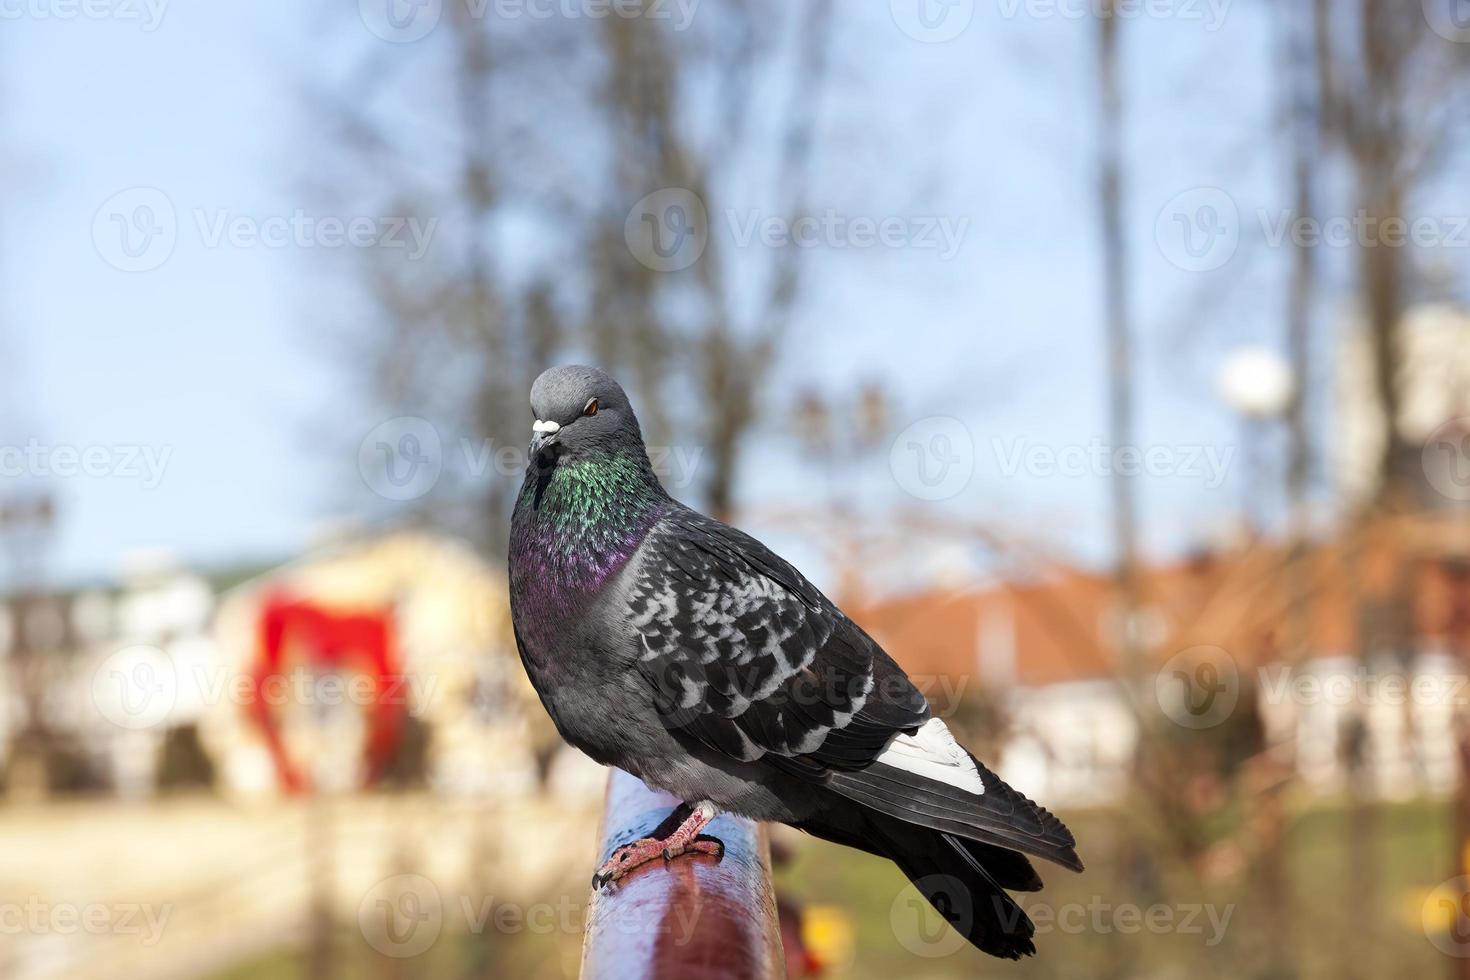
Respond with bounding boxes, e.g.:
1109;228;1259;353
1217;347;1294;535
1218;347;1294;421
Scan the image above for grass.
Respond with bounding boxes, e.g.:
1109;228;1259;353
204;798;1455;979
775;797;1454;979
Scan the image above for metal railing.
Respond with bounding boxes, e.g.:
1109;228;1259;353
581;769;785;979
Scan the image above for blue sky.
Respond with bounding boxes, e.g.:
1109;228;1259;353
3;0;1303;590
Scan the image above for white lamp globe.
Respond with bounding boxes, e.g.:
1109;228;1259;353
1218;347;1294;420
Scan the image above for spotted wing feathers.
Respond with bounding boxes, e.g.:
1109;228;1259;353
626;507;924;765
622;505;1081;873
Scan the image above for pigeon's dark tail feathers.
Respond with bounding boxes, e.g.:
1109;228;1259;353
795;810;1041;959
877;819;1039;959
825;749;1084;873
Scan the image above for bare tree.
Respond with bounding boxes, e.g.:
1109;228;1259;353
1094;2;1141;681
1314;1;1470;506
1310;7;1470;977
1246;5;1328;976
313;1;833;551
589;1;833;520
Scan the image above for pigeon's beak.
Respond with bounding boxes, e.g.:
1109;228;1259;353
529;418;561;458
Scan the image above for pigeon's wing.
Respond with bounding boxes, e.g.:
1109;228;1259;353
626;506;927;770
625;506;1081;872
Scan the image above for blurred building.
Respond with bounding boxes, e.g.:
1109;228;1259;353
0;553;216;798
1337;303;1470;505
848;516;1470;808
0;531;603;803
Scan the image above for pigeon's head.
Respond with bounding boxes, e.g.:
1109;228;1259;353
527;365;644;463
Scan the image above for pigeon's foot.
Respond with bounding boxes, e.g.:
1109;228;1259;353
592;800;724;888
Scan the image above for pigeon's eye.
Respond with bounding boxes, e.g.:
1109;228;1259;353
582;398;599;418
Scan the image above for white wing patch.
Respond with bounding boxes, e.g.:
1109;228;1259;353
875;718;984;795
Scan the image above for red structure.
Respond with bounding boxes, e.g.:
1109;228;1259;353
248;593;404;792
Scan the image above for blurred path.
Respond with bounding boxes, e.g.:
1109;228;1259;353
0;793;599;980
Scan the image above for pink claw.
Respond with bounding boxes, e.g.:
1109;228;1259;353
591;802;724;888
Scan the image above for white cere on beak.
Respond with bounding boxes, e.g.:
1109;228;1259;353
532;419;561;434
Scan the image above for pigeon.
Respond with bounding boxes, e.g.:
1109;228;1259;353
508;365;1082;959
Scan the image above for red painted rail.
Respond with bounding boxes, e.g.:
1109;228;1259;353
580;769;785;979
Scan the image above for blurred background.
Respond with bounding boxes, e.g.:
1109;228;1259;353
2;1;1470;977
